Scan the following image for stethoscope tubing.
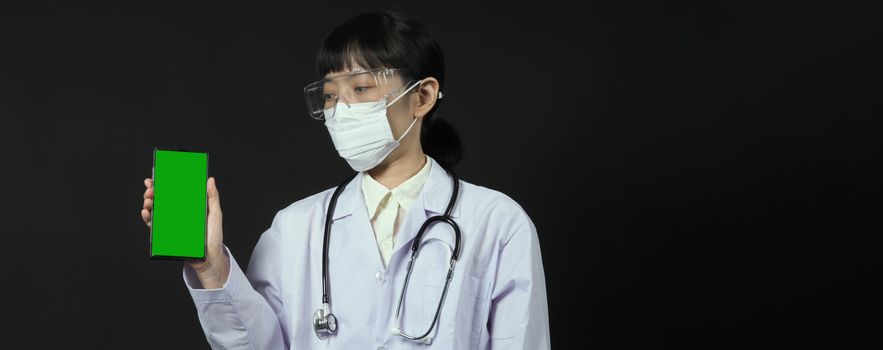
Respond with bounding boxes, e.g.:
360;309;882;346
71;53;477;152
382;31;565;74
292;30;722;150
317;169;461;341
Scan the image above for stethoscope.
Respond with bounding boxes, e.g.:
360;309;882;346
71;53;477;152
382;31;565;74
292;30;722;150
313;170;462;343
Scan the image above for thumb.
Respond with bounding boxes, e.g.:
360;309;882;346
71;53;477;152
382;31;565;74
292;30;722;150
207;177;221;213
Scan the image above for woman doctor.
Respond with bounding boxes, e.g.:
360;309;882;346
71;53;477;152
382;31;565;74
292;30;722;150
140;10;549;349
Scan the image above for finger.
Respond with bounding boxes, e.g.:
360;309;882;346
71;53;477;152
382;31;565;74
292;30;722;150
144;178;153;188
207;177;221;213
143;198;153;210
141;208;152;226
143;187;153;200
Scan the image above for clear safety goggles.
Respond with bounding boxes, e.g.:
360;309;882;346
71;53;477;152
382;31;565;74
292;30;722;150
304;68;417;120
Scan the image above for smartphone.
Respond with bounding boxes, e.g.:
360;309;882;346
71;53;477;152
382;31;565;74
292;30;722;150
150;148;208;261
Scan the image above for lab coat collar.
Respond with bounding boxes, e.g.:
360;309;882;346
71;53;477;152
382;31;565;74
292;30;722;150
330;173;362;220
330;156;461;220
420;156;462;218
392;156;461;261
329;156;462;267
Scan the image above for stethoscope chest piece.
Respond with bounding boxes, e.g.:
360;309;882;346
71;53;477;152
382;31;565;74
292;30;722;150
313;304;337;339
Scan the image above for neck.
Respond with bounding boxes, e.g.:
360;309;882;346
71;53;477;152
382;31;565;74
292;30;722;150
367;149;426;189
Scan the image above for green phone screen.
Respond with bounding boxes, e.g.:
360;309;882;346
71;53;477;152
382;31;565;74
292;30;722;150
150;149;207;260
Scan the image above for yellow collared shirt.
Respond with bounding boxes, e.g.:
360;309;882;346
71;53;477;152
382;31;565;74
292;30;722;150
360;155;432;266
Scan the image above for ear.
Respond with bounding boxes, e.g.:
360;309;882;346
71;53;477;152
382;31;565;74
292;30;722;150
413;77;441;119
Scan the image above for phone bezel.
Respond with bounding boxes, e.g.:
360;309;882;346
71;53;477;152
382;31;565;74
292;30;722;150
149;147;209;261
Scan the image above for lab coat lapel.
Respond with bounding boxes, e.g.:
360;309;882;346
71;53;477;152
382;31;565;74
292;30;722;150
330;174;386;269
390;157;461;259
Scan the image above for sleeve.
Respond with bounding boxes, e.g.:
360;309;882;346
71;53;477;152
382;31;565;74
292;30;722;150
183;215;288;350
487;213;551;349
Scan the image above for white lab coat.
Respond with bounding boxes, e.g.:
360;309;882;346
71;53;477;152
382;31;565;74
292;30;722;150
183;157;550;349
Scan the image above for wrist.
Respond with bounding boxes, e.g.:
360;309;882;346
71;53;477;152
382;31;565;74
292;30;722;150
190;253;229;289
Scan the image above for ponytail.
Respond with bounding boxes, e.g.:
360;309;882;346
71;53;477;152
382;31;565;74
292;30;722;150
421;113;463;170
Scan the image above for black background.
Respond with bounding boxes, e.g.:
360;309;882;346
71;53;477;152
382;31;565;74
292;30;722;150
0;0;880;348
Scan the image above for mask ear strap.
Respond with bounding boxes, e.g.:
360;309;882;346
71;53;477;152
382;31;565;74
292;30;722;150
395;117;419;143
387;79;424;107
389;79;422;142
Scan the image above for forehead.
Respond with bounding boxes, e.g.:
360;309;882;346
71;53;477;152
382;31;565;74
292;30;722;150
324;62;367;79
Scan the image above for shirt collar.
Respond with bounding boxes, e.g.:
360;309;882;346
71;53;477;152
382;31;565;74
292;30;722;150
332;155;459;220
360;154;432;217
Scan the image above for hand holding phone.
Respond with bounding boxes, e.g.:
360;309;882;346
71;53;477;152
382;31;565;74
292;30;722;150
141;149;229;288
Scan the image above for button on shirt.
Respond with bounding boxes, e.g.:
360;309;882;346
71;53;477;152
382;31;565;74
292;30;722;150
361;155;431;266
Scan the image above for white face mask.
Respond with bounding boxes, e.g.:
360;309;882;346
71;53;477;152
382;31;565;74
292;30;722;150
323;81;421;172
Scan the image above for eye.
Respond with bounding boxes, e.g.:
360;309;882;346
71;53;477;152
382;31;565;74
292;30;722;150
323;94;337;101
354;86;372;94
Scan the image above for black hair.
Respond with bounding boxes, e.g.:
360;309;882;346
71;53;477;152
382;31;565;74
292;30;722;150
316;10;463;170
